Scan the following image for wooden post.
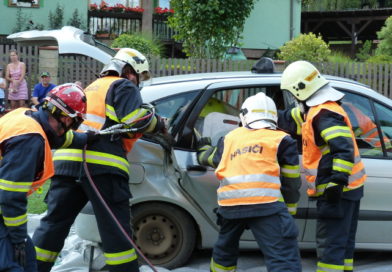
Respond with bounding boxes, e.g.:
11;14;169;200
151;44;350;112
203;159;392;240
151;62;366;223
141;0;153;38
39;46;59;85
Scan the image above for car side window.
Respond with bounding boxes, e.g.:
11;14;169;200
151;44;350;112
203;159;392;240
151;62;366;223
197;86;284;145
374;102;392;157
340;91;386;157
153;91;198;129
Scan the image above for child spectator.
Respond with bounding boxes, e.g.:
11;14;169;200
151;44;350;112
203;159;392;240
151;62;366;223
0;66;6;114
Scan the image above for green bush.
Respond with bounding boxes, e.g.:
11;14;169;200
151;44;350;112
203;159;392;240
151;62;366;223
376;16;392;56
328;51;354;64
356;40;373;62
111;33;162;57
366;54;392;64
277;33;331;62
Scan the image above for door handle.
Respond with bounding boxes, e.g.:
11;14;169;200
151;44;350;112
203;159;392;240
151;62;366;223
186;165;207;171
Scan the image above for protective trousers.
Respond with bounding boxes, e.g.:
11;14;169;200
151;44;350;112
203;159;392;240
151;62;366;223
0;230;37;272
211;210;301;272
32;174;139;272
316;198;360;272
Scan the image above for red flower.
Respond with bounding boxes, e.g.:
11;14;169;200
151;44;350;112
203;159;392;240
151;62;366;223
125;6;144;13
100;0;108;11
154;6;174;14
89;3;98;10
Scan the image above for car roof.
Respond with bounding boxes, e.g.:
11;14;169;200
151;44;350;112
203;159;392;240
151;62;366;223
145;71;365;86
141;71;392;106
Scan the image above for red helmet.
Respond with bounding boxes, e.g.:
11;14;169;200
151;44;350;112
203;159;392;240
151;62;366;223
44;83;87;130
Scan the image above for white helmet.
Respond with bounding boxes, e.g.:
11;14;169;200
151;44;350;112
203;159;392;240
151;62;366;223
239;92;277;129
101;48;151;81
280;61;328;101
280;60;344;106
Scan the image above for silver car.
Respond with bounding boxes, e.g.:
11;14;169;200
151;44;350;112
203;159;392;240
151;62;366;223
77;71;392;268
9;27;392;269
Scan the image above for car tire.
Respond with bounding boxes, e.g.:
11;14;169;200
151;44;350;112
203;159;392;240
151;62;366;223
132;202;196;269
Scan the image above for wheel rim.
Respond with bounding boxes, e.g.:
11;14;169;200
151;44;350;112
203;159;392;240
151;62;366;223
134;213;182;265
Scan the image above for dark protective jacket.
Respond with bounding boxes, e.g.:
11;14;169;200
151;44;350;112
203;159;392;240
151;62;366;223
53;76;159;180
0;108;86;243
279;105;366;201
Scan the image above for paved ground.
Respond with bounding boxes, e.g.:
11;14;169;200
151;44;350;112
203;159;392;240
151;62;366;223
28;214;392;272
167;249;392;272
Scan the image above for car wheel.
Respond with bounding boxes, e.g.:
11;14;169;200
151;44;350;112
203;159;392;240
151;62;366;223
132;203;196;269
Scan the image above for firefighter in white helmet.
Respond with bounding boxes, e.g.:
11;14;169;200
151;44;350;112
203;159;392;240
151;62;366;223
198;92;302;272
33;48;165;272
280;60;367;272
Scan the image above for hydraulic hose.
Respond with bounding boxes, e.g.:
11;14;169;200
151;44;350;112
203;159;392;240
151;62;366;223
80;103;159;271
82;145;158;272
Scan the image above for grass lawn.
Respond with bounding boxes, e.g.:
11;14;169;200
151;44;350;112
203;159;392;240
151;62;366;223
27;180;51;214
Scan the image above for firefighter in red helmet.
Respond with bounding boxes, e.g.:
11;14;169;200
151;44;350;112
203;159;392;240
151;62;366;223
0;83;94;272
33;48;166;272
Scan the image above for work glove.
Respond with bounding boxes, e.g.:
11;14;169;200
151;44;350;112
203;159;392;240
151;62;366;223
323;182;344;203
13;241;26;267
330;171;349;186
156;116;168;134
86;130;100;145
197;137;212;151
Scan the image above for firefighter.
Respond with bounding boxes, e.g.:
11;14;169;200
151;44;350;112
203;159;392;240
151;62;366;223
342;101;392;153
32;48;165;272
198;92;302;272
0;83;89;272
280;60;367;272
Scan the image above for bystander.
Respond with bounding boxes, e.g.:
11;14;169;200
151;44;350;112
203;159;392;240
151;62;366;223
0;66;6;114
31;72;56;106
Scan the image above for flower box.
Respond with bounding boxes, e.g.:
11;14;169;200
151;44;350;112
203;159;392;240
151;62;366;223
17;2;32;7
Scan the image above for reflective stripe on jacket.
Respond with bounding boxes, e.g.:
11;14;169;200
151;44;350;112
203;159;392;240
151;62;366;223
53;77;136;174
0;108;53;195
215;127;287;206
302;101;366;197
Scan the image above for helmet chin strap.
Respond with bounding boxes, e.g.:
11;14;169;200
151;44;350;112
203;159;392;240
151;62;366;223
298;101;309;114
54;116;72;136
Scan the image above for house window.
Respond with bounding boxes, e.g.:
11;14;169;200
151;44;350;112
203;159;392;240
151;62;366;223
8;0;40;7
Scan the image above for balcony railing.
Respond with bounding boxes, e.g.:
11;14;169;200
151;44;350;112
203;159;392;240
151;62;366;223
88;10;175;41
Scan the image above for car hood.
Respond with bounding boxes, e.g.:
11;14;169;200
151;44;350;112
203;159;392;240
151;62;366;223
7;26;113;64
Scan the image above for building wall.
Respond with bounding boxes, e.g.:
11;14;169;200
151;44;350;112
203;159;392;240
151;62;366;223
241;0;301;58
0;0;88;35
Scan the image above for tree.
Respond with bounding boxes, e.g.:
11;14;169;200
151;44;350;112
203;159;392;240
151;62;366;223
67;9;84;29
277;33;331;62
13;8;26;33
13;8;44;32
111;33;162;57
356;40;373;61
168;0;255;59
49;3;64;29
376;15;392;56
